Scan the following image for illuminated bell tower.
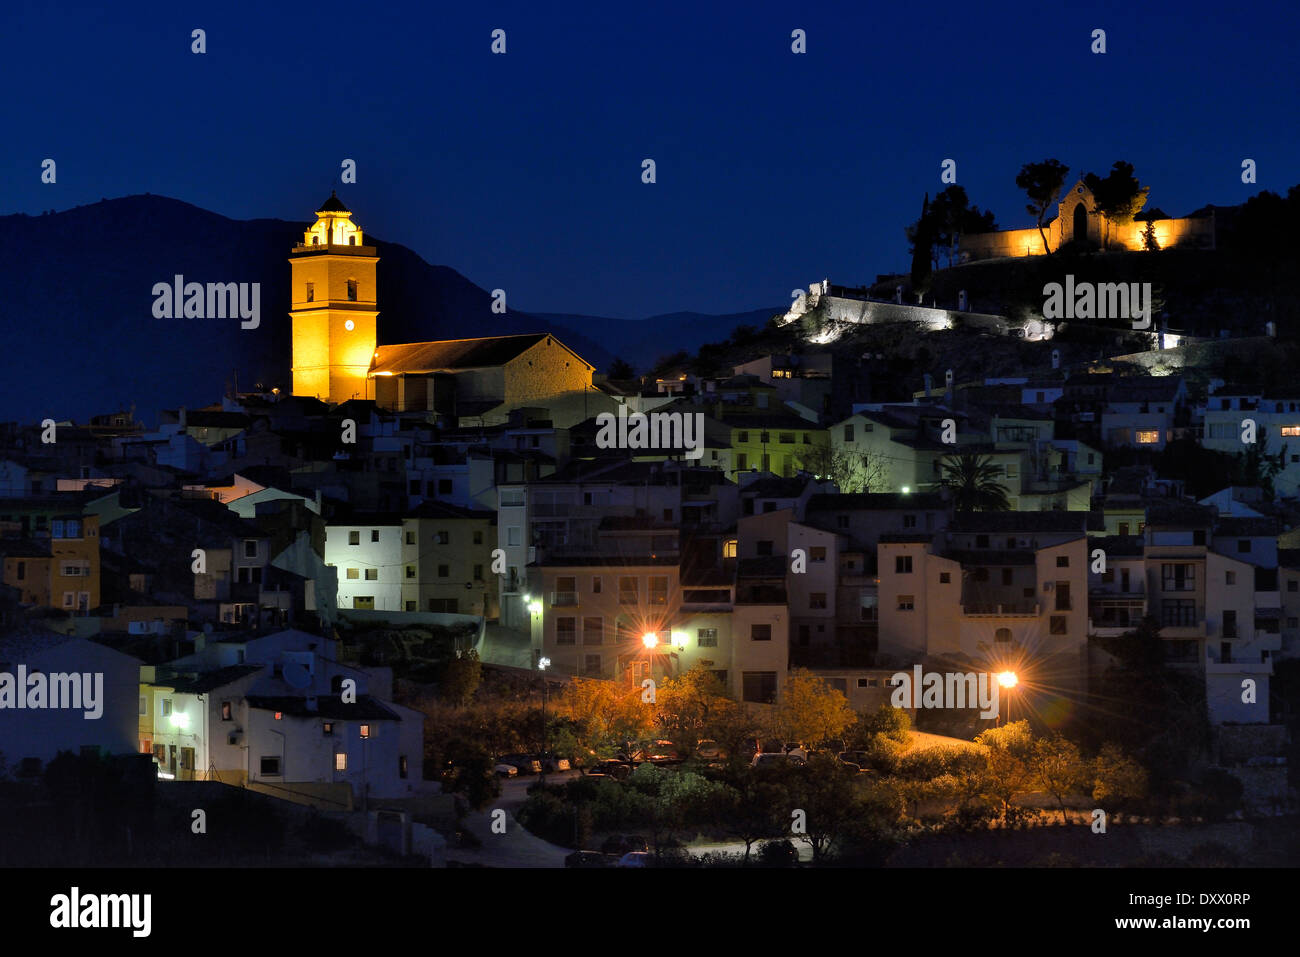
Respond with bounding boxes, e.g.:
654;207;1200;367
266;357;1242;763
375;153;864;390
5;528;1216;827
290;192;379;403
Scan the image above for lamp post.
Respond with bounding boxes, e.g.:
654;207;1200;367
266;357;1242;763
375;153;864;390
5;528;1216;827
538;656;551;785
995;670;1018;727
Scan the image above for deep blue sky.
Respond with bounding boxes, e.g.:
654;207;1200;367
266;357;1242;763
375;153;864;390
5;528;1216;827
3;0;1298;319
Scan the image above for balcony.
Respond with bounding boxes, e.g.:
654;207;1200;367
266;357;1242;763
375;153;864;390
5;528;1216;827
962;601;1040;617
550;591;578;607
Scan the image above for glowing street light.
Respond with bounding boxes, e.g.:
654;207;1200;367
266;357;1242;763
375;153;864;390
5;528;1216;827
642;633;658;649
538;657;551;671
527;601;542;614
995;670;1018;725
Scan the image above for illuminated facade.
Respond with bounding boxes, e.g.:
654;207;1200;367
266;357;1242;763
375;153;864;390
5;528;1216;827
290;192;379;404
959;179;1216;261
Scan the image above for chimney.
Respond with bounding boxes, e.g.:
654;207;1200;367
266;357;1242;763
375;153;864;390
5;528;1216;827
1051;349;1061;370
895;285;903;304
957;290;968;312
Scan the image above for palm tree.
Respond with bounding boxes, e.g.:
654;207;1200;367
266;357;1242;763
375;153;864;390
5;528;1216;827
938;453;1011;512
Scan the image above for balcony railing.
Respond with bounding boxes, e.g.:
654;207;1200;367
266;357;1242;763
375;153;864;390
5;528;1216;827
962;601;1040;617
551;591;578;606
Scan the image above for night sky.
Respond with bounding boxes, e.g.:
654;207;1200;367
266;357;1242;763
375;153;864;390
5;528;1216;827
3;0;1298;320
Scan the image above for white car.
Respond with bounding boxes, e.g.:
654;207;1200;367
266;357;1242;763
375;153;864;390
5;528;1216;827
617;851;651;868
494;763;519;778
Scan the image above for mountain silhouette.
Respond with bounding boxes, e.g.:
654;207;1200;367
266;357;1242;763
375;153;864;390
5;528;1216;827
0;195;773;423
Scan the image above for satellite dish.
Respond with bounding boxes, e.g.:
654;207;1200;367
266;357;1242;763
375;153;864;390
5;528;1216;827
282;663;311;689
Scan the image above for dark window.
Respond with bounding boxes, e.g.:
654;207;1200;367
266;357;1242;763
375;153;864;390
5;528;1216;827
1238;540;1250;553
370;529;379;542
260;757;281;776
1049;616;1067;635
1002;568;1013;586
556;618;576;644
756;540;774;557
751;624;772;641
903;514;917;528
1223;610;1237;638
939;572;951;583
347;279;358;301
221;701;232;721
399;756;408;779
348;530;360;546
439;479;452;494
742;672;778;704
976;535;989;548
895;555;913;573
1162;563;1196;591
1055;582;1071;610
1056;555;1069;567
1161;599;1197;627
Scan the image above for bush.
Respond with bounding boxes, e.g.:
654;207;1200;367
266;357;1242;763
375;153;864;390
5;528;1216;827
757;839;799;868
515;791;576;847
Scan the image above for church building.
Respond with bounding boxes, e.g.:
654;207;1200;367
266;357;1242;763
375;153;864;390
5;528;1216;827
958;179;1216;262
289;195;598;424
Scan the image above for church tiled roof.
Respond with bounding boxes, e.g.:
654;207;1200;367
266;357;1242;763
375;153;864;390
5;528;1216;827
316;190;350;213
370;334;552;374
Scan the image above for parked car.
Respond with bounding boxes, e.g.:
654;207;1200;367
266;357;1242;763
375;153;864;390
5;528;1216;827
752;752;806;769
601;834;649;856
617;851;651;868
539;753;571;773
695;739;726;760
837;751;872;772
493;763;519;778
565;850;615;868
498;753;543;775
585;760;632;780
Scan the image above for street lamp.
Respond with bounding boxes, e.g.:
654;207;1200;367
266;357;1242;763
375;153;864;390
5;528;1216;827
539;656;551;784
995;670;1018;726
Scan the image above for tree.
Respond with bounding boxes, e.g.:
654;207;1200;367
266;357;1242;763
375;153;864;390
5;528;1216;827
1141;218;1160;251
1031;735;1088;823
907;192;935;294
796;444;889;493
607;357;634;379
552;677;655;757
785;754;865;864
1089;616;1210;790
440;649;482;706
851;703;911;745
974;720;1035;825
717;776;789;863
1016;159;1070;254
765;669;856;747
938;453;1011;512
1083;161;1149;248
1091;743;1148;810
654;667;740;760
928;185;997;268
